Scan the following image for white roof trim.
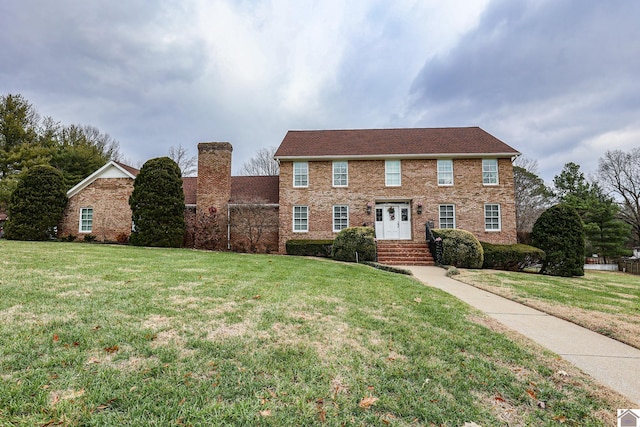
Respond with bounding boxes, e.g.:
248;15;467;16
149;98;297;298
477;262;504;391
274;152;521;161
67;161;136;198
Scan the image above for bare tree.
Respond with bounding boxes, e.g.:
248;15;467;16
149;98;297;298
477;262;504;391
240;146;279;176
168;144;197;177
598;148;640;245
513;157;553;239
229;198;279;253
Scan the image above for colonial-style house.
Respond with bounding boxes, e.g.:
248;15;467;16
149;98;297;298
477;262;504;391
58;127;520;264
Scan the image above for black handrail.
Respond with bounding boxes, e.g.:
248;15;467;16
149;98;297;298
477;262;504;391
425;221;443;265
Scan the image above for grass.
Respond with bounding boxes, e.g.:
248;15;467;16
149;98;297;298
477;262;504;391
456;269;640;349
0;240;633;426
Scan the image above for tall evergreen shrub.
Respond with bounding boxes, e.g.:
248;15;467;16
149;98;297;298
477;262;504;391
5;165;68;240
129;157;185;247
531;204;585;277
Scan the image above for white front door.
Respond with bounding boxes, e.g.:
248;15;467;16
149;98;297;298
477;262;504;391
374;203;411;240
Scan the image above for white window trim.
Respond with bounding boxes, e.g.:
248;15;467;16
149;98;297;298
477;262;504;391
293;205;309;232
438;204;456;229
484;204;501;232
482;159;499;185
437;159;454;186
79;207;93;233
385;160;401;187
332;161;348;187
332;205;349;232
293;162;308;188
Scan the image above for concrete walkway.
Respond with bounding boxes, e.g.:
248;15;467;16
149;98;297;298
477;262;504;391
406;266;640;405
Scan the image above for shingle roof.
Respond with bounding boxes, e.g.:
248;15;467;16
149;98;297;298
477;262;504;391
230;176;279;204
274;127;519;159
182;177;197;205
115;162;139;176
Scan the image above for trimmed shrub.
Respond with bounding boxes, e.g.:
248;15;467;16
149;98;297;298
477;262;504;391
286;239;333;257
83;234;97;243
129;157;185;248
331;226;376;263
4;165;68;241
531;204;585;277
481;242;545;271
432;229;484;268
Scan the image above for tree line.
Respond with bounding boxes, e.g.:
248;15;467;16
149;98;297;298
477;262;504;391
515;152;640;261
0;93;121;210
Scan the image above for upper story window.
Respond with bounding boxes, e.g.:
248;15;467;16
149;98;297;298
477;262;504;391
333;205;349;232
482;159;499;185
485;204;501;231
437;159;454;186
293;205;309;232
439;204;455;229
293;162;308;187
385;160;401;187
333;161;348;187
79;207;93;233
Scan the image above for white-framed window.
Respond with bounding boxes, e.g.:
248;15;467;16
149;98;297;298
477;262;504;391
482;159;499;185
437;159;454;186
332;161;348;187
293;205;308;232
79;207;93;232
293;162;308;187
333;205;349;232
485;204;501;231
439;204;455;229
385;160;401;186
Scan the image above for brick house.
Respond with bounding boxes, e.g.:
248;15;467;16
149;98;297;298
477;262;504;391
59;127;519;262
274;127;520;257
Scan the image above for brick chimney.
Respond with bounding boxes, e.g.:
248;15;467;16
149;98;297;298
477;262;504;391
195;142;232;249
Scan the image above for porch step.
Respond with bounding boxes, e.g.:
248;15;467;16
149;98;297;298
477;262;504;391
376;241;434;266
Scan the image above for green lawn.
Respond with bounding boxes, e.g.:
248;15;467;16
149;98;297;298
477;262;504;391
457;269;640;349
0;241;630;426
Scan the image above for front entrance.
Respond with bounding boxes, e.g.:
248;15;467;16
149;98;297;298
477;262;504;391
374;202;411;240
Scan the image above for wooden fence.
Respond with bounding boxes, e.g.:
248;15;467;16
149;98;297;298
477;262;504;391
618;259;640;275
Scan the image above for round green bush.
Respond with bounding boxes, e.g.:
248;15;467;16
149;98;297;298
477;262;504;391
531;204;585;277
432;229;484;268
331;227;376;263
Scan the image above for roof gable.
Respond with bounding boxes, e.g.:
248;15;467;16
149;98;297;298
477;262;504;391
274;127;520;160
67;161;138;198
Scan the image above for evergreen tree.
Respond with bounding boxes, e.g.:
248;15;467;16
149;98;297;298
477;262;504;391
583;187;632;262
4;165;67;240
531;204;585;277
129;157;185;247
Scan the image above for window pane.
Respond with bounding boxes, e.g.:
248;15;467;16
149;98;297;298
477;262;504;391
333;205;349;231
293;162;308;187
439;205;455;229
80;208;93;232
333;161;348;186
375;208;383;222
482;159;498;184
385;160;401;186
293;206;308;231
485;204;500;230
437;160;453;185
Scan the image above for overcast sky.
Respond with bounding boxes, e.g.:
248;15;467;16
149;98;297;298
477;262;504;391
1;0;638;182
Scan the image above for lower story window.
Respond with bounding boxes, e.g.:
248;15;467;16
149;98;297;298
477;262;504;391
484;204;501;231
439;204;455;229
293;206;308;232
80;207;93;232
333;205;349;232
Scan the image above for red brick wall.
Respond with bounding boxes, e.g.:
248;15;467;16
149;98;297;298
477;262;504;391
59;178;134;242
277;158;517;253
195;142;232;250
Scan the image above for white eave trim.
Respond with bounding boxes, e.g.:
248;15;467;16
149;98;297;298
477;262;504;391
274;152;521;161
67;161;136;198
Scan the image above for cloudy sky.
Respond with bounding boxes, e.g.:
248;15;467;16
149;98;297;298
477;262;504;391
1;0;638;182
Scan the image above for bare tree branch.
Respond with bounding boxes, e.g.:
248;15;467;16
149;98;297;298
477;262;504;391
168;144;197;177
240;146;279;176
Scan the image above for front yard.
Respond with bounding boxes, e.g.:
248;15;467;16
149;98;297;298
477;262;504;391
456;269;640;349
0;241;633;426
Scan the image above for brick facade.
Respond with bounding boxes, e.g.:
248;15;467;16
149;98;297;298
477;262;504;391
60;177;133;242
277;157;517;253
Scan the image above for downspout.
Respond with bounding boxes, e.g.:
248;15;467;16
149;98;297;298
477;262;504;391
227;203;231;250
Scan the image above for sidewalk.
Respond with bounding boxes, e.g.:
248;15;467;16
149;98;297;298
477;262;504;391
406;265;640;406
